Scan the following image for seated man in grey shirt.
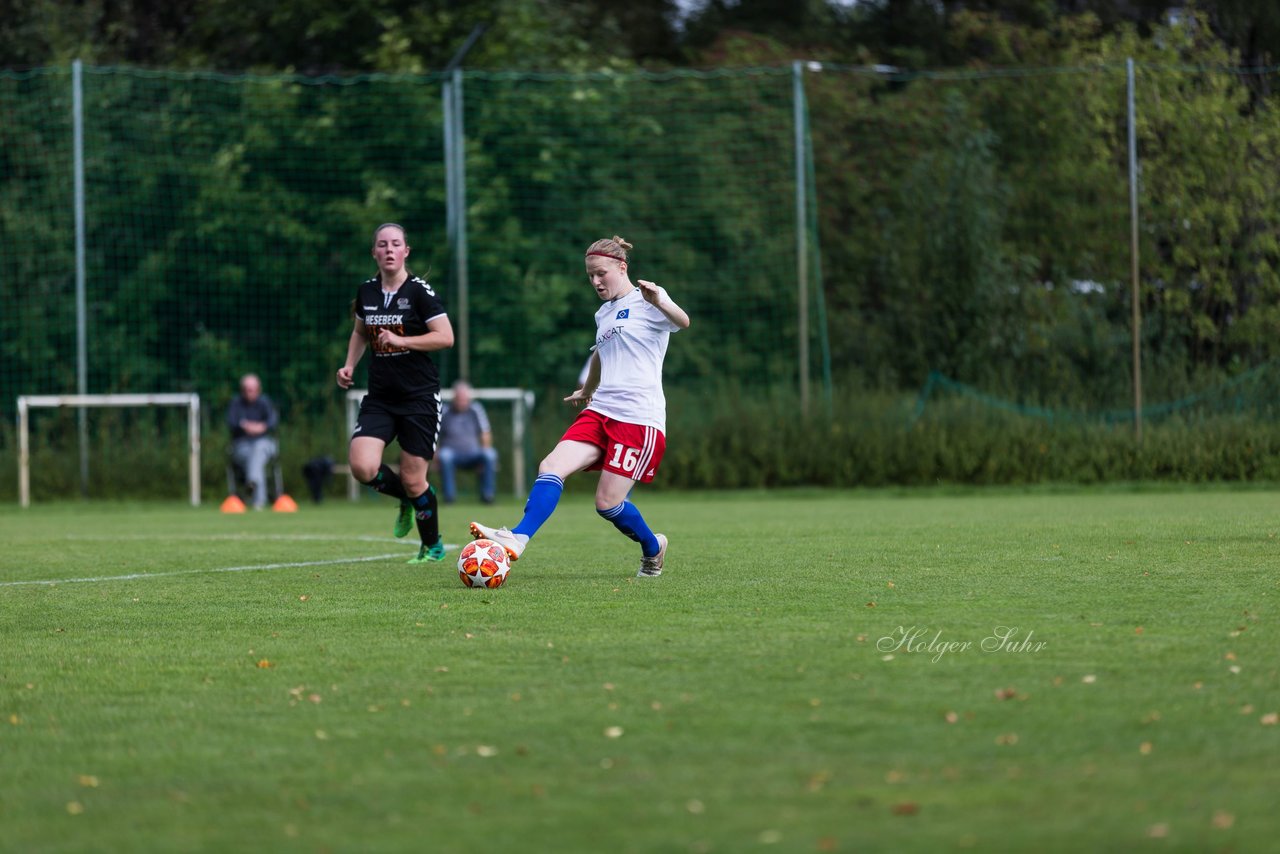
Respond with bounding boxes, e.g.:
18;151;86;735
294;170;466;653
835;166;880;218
436;380;497;505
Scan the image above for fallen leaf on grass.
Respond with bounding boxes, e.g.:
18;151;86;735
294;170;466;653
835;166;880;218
686;799;705;814
944;711;959;724
1081;675;1097;684
77;775;99;788
807;771;831;792
1139;742;1153;755
1147;823;1169;839
1212;811;1235;829
995;733;1019;746
476;745;498;757
1240;704;1254;715
256;659;273;669
994;687;1017;700
1261;712;1279;726
891;802;919;816
604;726;624;738
66;802;84;816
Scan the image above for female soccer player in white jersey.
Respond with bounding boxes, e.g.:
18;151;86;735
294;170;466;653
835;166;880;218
471;235;690;577
337;223;455;564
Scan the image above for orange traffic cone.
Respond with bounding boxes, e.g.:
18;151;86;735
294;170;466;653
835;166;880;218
272;493;298;513
220;494;247;513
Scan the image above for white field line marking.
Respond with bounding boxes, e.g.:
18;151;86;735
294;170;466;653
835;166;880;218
57;533;403;544
1;553;410;588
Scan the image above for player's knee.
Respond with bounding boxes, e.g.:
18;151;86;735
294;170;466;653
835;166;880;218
595;495;621;513
350;460;380;483
402;475;428;498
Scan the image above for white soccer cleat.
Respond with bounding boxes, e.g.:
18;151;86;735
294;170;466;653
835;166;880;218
637;533;667;577
469;522;526;562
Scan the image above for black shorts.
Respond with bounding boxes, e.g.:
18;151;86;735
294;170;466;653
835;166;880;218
351;395;441;459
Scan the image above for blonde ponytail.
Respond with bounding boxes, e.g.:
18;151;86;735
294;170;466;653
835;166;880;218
585;235;633;263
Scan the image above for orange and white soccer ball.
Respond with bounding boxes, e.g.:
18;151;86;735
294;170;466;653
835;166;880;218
458;538;511;588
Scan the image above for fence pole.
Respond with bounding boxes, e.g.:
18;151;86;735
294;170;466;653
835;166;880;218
1127;57;1143;441
443;78;455;253
792;61;810;416
452;68;470;381
72;59;89;494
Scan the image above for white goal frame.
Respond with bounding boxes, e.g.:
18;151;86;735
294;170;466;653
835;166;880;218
17;394;202;508
345;387;535;501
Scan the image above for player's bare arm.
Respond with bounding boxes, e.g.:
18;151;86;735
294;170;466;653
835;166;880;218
376;315;456;353
337;319;369;388
564;351;601;406
636;280;691;329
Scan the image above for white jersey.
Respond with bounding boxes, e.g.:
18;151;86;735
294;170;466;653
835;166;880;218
587;285;681;432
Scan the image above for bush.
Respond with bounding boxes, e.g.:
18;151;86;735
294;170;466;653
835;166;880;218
4;385;1280;503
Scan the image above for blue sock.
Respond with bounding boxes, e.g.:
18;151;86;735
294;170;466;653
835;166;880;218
512;474;564;539
598;501;660;557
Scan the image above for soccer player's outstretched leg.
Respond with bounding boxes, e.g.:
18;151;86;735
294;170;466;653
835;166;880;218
471;235;690;576
336;222;455;565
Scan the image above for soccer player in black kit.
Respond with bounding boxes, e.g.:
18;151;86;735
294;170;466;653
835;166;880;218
337;223;455;563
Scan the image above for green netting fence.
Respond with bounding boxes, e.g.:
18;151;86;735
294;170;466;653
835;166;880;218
5;56;1280;495
0;64;827;420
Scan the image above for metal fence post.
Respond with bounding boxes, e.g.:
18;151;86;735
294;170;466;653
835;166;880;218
73;59;89;494
1127;57;1143;441
792;61;810;416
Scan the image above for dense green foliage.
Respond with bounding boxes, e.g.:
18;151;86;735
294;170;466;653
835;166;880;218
5;3;1280;490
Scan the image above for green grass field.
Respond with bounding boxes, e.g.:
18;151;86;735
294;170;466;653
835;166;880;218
2;488;1278;852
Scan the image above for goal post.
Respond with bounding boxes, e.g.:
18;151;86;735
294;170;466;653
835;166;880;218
17;394;202;508
344;387;535;501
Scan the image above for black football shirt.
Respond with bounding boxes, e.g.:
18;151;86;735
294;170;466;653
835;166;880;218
354;275;448;409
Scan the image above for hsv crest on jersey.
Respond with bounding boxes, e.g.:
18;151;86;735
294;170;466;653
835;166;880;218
616;308;630;319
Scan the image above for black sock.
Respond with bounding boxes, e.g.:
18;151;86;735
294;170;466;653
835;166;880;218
365;464;407;501
410;485;439;545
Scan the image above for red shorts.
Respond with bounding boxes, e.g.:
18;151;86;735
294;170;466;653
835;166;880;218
561;409;666;483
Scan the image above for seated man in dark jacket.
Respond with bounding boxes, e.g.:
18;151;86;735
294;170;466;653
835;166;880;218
226;373;279;509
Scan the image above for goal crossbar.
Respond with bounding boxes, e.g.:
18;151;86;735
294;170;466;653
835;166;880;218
17;393;202;507
344;387;535;500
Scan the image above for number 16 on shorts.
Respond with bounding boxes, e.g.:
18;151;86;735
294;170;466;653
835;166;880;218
599;420;665;483
562;410;666;484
